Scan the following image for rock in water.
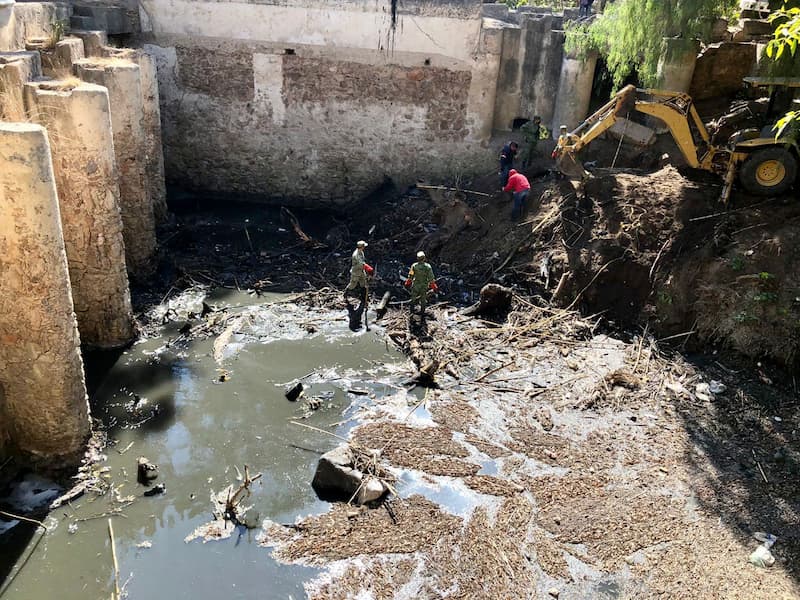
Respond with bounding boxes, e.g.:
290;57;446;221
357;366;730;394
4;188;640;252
137;457;159;484
312;444;388;505
285;382;304;402
143;483;166;497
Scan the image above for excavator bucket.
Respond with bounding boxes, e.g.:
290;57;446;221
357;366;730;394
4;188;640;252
556;152;588;179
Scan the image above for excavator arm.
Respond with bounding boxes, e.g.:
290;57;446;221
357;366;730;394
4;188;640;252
554;84;719;178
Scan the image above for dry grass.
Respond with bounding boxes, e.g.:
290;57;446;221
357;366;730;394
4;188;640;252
38;77;82;92
265;495;461;563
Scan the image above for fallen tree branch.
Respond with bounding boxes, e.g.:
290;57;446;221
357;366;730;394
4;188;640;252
0;510;49;531
415;184;492;197
281;207;325;248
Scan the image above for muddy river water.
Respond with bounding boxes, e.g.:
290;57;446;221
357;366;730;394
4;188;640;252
0;289;412;599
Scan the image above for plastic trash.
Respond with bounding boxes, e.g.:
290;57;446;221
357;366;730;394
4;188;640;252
709;380;726;394
695;382;713;402
666;381;689;397
749;532;777;568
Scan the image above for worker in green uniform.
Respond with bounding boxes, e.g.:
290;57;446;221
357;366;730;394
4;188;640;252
519;116;549;168
344;240;373;301
404;251;437;318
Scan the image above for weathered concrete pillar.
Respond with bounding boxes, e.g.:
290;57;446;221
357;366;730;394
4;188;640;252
0;51;41;120
0;0;17;53
0;123;90;464
552;50;598;132
492;25;523;131
658;38;699;93
24;80;136;348
468;20;504;141
520;14;564;129
107;48;168;222
75;58;156;279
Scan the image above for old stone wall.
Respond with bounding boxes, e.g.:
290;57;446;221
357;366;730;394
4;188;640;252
139;0;499;204
690;42;758;100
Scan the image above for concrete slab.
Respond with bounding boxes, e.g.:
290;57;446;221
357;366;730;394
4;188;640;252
608;118;657;146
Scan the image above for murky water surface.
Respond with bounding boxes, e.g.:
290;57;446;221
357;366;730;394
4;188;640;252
0;289;409;599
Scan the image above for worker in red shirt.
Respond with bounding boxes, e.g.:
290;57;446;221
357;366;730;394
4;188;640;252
502;169;531;220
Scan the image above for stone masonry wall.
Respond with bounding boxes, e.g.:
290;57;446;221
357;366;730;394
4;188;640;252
139;0;497;205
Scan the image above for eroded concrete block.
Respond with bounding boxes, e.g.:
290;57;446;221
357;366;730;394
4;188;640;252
27;37;86;77
0;122;90;465
0;51;41;120
608;118;656;146
75;58;156;279
24;81;136;348
658;38;699;94
70;30;108;57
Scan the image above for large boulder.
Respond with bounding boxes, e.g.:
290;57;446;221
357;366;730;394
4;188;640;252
312;444;388;505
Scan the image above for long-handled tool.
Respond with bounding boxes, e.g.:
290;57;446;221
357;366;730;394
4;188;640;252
363;277;370;331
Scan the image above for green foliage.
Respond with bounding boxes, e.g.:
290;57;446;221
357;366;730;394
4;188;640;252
49;18;67;49
765;5;800;143
568;0;737;89
766;5;800;60
734;311;758;323
754;291;778;302
730;255;746;271
759;271;775;280
503;0;529;8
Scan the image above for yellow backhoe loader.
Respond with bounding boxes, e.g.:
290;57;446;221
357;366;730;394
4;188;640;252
553;83;798;203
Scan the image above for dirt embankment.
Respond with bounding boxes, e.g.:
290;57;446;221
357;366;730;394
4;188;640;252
422;162;800;372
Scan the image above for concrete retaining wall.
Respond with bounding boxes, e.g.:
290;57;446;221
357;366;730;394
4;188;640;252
0;122;90;465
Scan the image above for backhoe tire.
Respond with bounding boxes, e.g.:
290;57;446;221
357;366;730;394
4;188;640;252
739;146;797;196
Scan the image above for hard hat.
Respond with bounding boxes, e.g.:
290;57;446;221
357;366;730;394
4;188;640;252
560;125;567;131
356;240;368;248
417;251;426;259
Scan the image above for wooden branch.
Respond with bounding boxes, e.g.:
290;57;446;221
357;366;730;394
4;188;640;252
415;184;492;197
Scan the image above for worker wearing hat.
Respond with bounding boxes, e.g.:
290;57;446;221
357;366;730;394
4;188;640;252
519;116;548;168
404;251;437;318
344;240;373;301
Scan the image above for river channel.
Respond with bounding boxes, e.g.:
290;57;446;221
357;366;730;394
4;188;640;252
0;288;411;599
